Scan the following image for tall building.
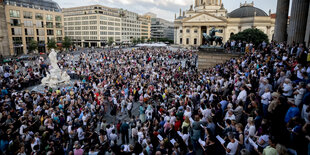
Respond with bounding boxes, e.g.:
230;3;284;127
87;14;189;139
174;1;275;47
3;0;64;55
151;17;174;41
62;5;121;47
120;9;141;43
0;0;10;56
139;14;151;41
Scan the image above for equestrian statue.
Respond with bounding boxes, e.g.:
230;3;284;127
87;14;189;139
202;27;223;46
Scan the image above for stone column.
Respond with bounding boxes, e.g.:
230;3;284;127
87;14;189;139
288;0;310;45
274;0;290;42
305;3;310;47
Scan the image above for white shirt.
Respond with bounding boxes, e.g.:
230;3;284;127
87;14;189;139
283;83;293;96
261;92;271;105
226;139;239;155
237;90;247;102
77;127;84;140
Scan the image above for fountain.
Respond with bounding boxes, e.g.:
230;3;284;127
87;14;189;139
32;49;71;92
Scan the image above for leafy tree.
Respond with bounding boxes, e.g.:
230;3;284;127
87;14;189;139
28;39;38;53
137;37;141;44
62;36;72;51
141;37;145;43
108;37;114;46
132;38;137;44
47;38;57;50
230;28;269;46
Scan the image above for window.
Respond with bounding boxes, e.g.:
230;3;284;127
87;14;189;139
35;13;43;20
100;21;107;25
10;19;21;26
75;22;81;25
11;28;22;35
55;16;61;22
57;37;62;41
194;38;197;45
75;27;81;30
9;10;20;18
100;31;107;35
194;29;198;33
56;23;62;28
12;37;22;45
47;30;54;35
100;16;107;20
180;38;182;44
108;22;114;26
75;32;81;35
108;32;114;35
186;29;190;33
180;30;183;33
24;20;33;27
89;16;97;19
186;38;189;44
90;26;97;30
82;16;88;20
46;22;53;28
25;28;34;35
90;31;97;35
56;30;62;35
46;15;53;21
82;21;88;25
23;11;32;19
89;21;97;24
108;27;114;30
82;31;89;35
36;21;43;28
100;26;107;30
82;26;88;30
36;29;45;35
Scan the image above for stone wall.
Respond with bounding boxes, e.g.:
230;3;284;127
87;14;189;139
0;3;10;56
198;51;241;69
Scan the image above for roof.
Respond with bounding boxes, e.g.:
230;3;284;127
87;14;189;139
228;6;268;18
4;0;61;12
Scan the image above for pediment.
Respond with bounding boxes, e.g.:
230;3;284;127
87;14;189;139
184;13;226;23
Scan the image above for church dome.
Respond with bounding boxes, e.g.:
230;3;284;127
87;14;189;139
228;5;268;18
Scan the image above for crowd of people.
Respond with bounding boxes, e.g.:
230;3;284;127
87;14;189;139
0;41;309;155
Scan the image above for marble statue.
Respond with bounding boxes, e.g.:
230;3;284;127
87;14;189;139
41;49;70;88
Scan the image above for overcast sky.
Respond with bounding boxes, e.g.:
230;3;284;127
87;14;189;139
54;0;279;21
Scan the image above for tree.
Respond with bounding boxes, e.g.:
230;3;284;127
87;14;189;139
230;28;269;46
141;37;145;43
137;37;141;44
132;38;137;45
62;36;72;51
108;37;114;46
28;39;38;53
47;38;57;50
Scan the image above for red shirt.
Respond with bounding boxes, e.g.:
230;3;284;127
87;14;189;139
174;120;181;131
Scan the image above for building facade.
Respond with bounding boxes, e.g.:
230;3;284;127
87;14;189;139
120;9;141;43
0;0;10;56
63;5;121;47
139;14;151;41
174;1;275;47
151;17;174;41
4;0;64;55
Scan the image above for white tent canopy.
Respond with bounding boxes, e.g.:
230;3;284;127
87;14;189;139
136;43;168;47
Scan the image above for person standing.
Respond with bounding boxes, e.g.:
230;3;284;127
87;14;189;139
120;122;130;144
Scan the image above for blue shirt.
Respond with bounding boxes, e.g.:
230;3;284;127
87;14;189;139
285;107;300;123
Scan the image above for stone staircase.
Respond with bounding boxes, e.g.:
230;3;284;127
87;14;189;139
198;52;241;69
